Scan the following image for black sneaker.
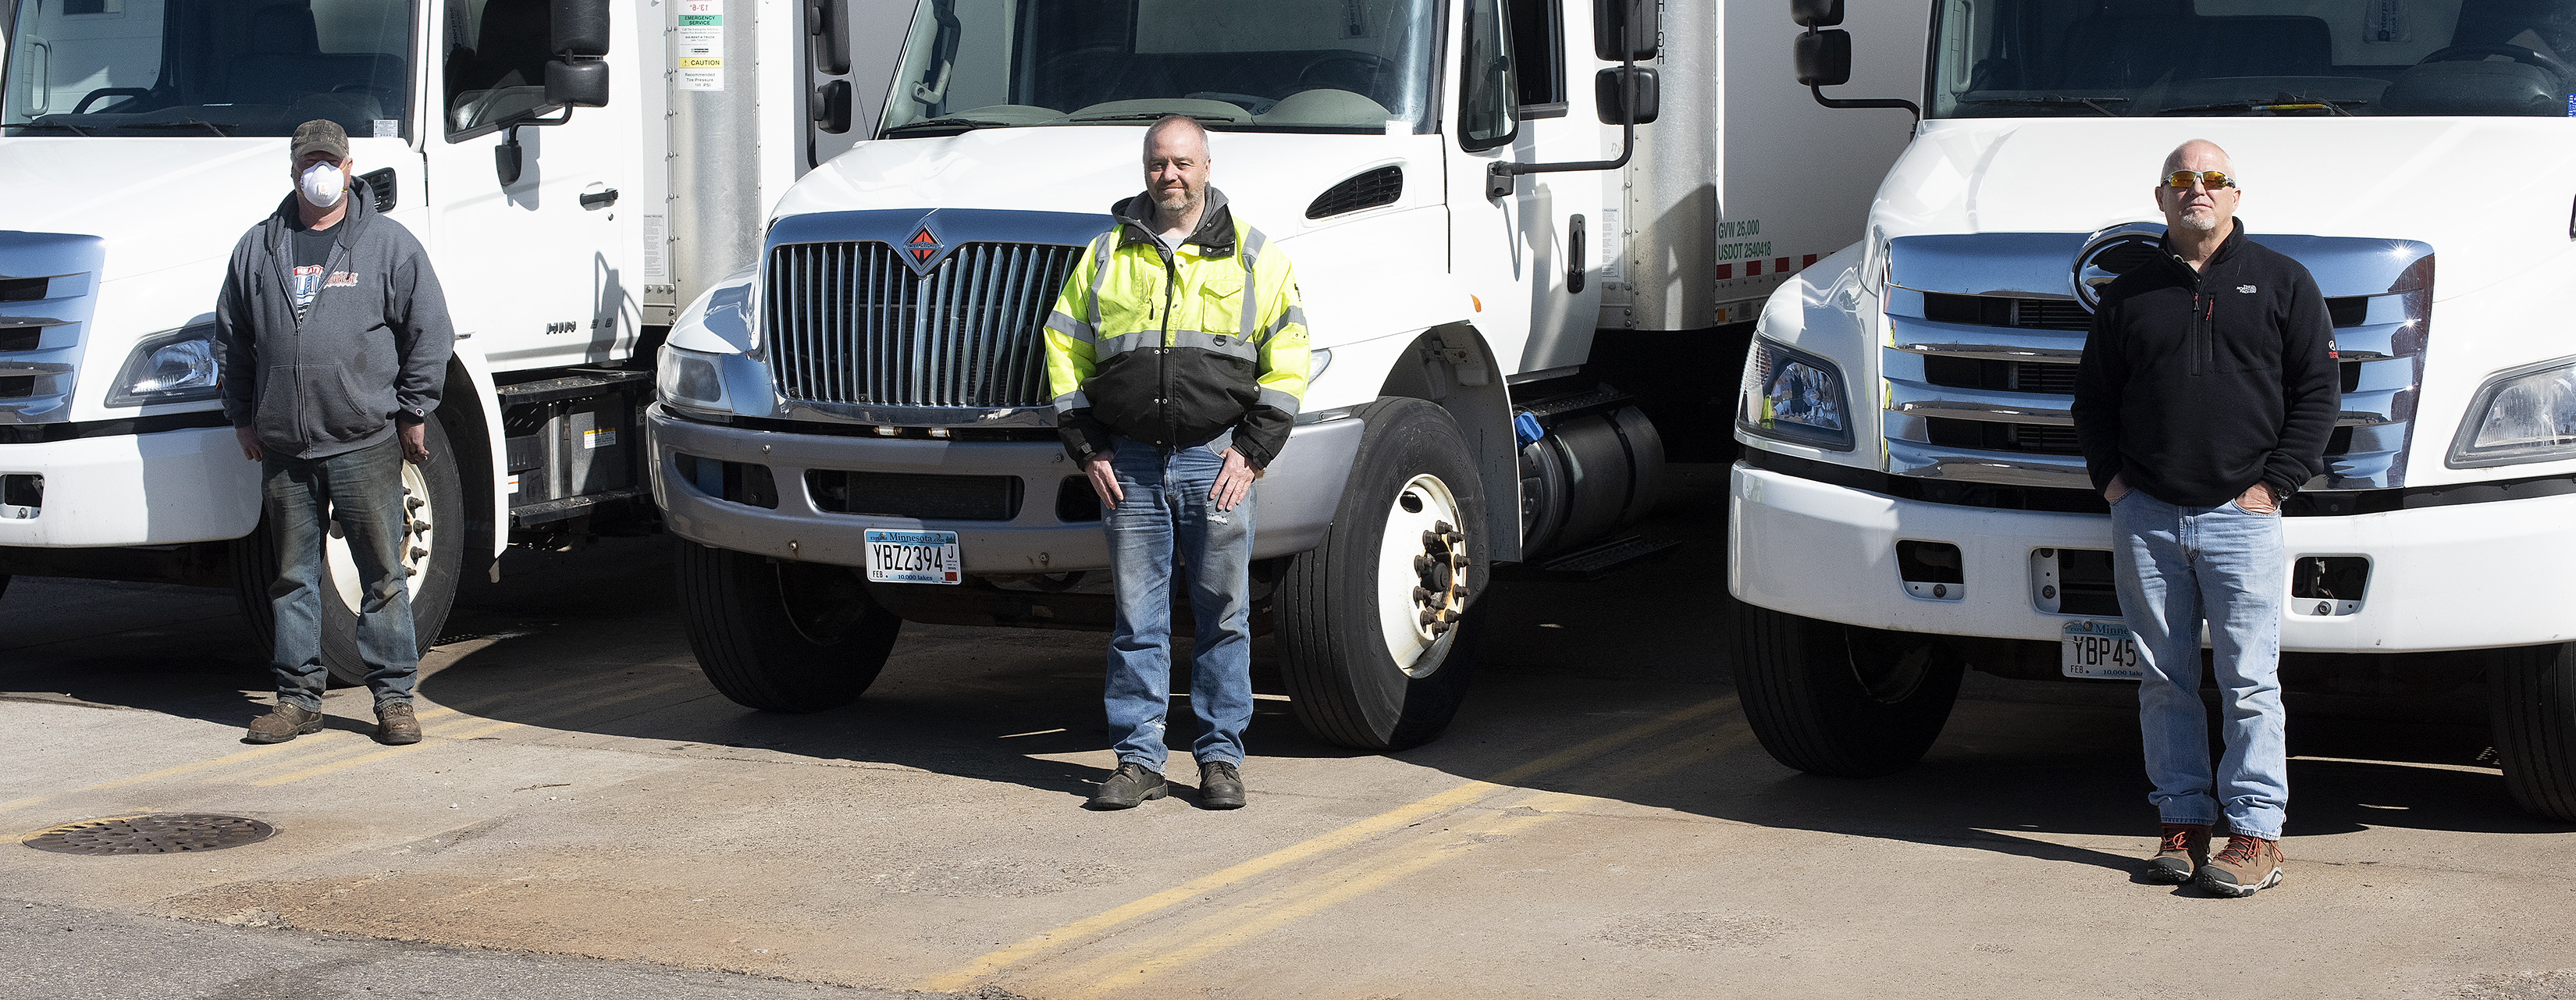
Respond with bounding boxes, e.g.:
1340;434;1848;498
1089;761;1167;810
1197;761;1245;810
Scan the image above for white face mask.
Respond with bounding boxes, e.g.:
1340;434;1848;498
299;162;346;208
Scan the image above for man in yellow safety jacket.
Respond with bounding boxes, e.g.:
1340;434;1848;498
1042;115;1309;812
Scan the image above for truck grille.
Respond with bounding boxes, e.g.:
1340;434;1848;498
1878;230;2433;495
763;241;1083;409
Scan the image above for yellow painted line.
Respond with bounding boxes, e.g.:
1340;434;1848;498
248;720;527;787
0;732;361;816
1048;794;1580;999
1026;727;1766;998
915;696;1738;992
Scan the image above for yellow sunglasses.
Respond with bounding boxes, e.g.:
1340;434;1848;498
2162;170;2238;190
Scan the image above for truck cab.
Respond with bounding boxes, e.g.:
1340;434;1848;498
1728;0;2576;818
0;0;682;678
649;0;1776;750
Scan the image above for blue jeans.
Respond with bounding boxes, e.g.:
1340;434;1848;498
262;434;418;710
2109;489;2287;840
1101;432;1257;770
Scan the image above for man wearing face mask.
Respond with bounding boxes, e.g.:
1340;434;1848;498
216;119;456;747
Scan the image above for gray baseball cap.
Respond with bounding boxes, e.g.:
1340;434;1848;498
290;119;349;161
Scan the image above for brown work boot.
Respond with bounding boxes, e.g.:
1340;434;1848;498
245;703;324;744
375;702;422;745
2199;835;2285;897
2144;823;2210;884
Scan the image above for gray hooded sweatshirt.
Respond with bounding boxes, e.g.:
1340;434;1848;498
215;183;454;461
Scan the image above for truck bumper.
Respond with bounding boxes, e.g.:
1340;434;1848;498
1730;460;2576;653
0;425;261;547
647;404;1365;573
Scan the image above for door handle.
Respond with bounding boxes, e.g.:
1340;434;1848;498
580;188;620;209
1566;214;1587;293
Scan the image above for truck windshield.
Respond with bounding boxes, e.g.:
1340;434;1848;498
1928;0;2576;118
3;0;411;137
878;0;1439;137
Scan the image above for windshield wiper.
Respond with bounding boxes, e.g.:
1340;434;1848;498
1959;95;2128;117
1065;112;1238;123
116;119;236;136
883;116;1017;133
2156;96;2361;116
2;121;94;135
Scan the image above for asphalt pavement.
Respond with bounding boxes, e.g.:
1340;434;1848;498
3;464;2571;999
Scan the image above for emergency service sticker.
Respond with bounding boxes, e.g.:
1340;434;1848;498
864;528;961;585
678;0;724;91
2061;619;2141;680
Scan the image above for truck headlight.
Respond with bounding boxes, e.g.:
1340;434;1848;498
2448;358;2576;468
657;343;733;417
1738;337;1854;451
106;323;222;407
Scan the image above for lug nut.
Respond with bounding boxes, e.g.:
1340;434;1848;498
1429;621;1451;635
410;547;429;560
1433;521;1453;534
1412;586;1432;603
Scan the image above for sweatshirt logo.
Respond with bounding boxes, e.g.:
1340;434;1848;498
2236;284;2258;294
325;271;358;287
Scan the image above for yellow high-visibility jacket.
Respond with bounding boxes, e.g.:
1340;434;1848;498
1043;187;1309;469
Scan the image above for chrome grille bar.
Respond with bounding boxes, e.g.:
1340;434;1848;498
764;241;1079;410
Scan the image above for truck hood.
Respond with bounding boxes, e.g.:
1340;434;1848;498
0;137;295;286
774;128;1430;245
1877;118;2576;301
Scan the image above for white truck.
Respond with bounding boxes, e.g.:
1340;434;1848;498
0;0;906;680
1728;0;2576;819
648;0;1923;750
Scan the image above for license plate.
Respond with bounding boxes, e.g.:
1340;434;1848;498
2061;619;2140;679
863;528;960;585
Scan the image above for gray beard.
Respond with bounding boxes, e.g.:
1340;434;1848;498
2175;209;2220;233
1154;190;1200;224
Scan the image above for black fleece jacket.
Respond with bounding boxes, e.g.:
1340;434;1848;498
2072;219;2341;507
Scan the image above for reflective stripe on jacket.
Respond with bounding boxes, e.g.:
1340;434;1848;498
1042;186;1310;470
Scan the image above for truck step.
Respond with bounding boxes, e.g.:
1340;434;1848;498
509;486;653;528
1496;534;1684;582
497;368;653;407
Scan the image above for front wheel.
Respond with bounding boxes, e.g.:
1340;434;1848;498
1275;397;1487;751
2488;641;2576;822
232;419;465;686
1732;602;1966;778
677;542;902;712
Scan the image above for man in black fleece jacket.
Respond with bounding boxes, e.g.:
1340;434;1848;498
2073;139;2338;899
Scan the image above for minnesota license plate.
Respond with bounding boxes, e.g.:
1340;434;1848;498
2061;619;2140;679
863;528;960;585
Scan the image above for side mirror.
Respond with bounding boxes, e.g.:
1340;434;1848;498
1595;67;1660;124
1794;30;1853;87
553;0;612;56
546;59;610;109
808;0;850;76
812;80;852;133
1791;0;1845;28
1593;0;1657;62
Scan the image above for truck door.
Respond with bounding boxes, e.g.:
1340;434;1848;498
422;0;640;368
1444;0;1610;377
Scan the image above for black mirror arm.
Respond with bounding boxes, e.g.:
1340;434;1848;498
494;106;577;187
1808;82;1920;122
1486;52;1639;199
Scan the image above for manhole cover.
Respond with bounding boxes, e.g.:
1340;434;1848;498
22;814;275;856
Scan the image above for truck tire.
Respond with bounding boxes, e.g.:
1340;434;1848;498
2489;641;2576;822
678;541;902;712
1732;602;1966;778
1275;397;1486;751
231;419;465;687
